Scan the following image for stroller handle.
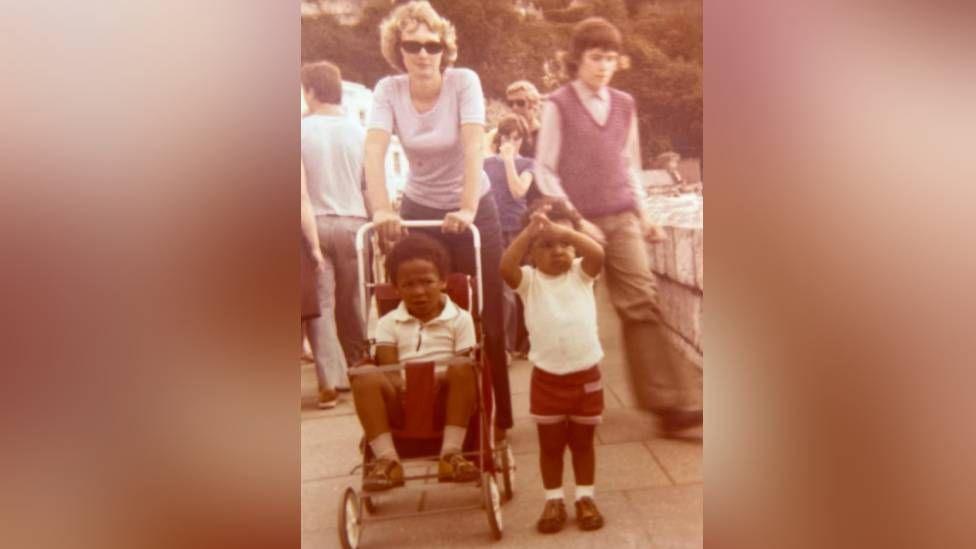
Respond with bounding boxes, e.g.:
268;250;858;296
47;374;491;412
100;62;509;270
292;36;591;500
354;219;484;321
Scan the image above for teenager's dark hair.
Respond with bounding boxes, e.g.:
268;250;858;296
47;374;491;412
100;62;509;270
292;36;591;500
491;114;529;153
522;197;583;231
301;60;343;104
562;17;623;77
385;233;451;284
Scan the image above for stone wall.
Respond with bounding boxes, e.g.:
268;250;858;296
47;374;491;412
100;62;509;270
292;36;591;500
647;224;704;370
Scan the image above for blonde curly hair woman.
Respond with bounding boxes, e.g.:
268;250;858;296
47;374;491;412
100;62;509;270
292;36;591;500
358;0;515;488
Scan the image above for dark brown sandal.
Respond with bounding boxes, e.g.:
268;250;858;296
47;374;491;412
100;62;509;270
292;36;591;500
575;497;605;531
536;499;568;533
362;458;404;492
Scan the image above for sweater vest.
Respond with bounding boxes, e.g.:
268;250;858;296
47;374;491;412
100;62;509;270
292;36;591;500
549;85;636;219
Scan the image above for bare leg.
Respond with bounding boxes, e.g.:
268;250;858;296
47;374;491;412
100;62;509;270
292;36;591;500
444;363;477;427
350;369;400;441
537;421;569;490
567;422;596;486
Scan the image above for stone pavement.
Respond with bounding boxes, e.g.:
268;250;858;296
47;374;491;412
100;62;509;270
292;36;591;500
300;287;702;548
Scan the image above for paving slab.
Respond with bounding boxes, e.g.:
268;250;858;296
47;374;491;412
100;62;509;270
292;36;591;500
623;484;703;548
301;415;363;481
644;438;703;486
597;407;662;445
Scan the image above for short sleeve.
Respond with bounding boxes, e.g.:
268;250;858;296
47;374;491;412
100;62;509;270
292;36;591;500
571;257;596;284
453;311;477;353
515;265;533;298
366;77;395;132
374;312;397;347
457;69;485;126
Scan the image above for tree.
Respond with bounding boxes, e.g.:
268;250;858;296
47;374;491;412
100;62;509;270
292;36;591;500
301;0;702;159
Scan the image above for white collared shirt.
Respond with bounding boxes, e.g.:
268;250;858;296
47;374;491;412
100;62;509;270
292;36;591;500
570;80;611;125
374;295;476;365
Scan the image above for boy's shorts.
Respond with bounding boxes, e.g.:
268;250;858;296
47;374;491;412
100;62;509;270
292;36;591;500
529;365;604;425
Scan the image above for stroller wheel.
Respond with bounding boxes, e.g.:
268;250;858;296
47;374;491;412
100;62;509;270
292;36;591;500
501;444;515;502
362;495;376;514
482;474;503;540
338;487;363;549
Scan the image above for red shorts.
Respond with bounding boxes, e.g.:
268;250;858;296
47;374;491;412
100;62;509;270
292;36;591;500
529;365;604;425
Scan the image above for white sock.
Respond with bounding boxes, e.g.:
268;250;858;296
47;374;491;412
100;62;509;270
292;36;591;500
545;488;564;501
369;432;398;461
575;485;595;501
441;425;466;456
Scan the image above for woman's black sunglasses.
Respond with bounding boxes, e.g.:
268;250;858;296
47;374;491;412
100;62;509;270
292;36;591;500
507;99;527;108
400;41;445;55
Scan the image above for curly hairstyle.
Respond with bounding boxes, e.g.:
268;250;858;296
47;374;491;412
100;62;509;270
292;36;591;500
379;1;458;73
384;233;451;284
505;80;541;103
521;197;583;231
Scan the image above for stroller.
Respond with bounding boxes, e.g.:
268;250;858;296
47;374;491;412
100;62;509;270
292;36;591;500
337;220;516;548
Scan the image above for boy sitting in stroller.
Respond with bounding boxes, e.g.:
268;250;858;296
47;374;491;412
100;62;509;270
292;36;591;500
351;233;480;492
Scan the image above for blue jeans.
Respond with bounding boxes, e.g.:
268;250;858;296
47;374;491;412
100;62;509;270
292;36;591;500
306;215;367;391
399;195;514;430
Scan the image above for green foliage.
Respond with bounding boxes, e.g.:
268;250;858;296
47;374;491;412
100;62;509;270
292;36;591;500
301;0;702;159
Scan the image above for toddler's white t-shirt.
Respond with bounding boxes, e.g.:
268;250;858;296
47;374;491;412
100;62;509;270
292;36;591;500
516;258;604;375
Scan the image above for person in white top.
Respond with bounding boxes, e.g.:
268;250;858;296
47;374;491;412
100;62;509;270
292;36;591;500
301;60;369;409
350;234;480;492
499;198;607;534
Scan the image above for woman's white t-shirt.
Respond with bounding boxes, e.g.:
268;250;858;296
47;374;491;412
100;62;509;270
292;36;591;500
367;67;491;210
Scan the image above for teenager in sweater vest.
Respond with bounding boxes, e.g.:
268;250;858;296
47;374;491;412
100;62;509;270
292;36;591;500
534;18;703;442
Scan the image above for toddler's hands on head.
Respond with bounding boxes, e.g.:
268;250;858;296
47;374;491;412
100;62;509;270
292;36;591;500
526;206;552;236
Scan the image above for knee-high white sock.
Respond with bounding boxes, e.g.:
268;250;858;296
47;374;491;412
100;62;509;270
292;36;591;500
441;425;467;456
369;432;398;461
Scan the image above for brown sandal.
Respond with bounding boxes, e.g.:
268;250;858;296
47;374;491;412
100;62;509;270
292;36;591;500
362;458;404;492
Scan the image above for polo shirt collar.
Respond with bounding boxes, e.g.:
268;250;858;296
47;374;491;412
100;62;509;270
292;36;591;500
391;295;459;323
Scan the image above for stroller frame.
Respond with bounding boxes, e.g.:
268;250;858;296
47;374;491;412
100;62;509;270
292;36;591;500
336;220;515;548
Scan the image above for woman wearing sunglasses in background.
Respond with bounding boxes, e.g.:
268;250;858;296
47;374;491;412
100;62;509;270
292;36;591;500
363;1;514;438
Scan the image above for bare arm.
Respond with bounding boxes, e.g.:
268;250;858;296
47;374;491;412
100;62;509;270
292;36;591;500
499;143;532;198
561;224;604;279
442;123;484;233
499;226;534;290
374;345;404;387
364;129;402;243
300;160;324;268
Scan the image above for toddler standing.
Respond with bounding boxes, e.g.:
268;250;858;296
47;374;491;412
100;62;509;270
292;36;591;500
500;199;606;533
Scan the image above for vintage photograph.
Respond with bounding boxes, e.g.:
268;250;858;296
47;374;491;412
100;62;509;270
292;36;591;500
299;1;702;546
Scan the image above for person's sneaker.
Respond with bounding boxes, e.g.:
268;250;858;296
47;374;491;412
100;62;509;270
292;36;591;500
317;388;338;409
574;497;605;531
437;452;480;483
362;458;405;492
536;499;568;534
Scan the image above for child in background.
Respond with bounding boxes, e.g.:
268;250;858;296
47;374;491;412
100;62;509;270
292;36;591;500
350;234;480;491
484;113;534;359
499;199;606;533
